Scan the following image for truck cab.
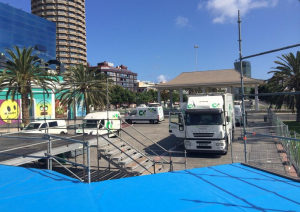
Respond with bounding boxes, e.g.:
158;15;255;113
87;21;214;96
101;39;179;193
169;94;234;155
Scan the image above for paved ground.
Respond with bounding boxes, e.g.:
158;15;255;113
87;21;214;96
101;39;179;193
1;101;297;181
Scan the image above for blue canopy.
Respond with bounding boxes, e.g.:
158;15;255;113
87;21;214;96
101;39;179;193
0;163;299;212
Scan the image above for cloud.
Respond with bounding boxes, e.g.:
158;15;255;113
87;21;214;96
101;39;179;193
199;0;278;24
157;75;168;83
175;16;191;27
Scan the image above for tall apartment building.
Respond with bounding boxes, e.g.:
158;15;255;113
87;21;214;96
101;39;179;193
31;0;87;69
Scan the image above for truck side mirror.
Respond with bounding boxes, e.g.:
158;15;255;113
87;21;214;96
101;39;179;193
179;124;184;131
226;116;230;122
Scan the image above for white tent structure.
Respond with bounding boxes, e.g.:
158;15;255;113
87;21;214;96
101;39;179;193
154;69;265;111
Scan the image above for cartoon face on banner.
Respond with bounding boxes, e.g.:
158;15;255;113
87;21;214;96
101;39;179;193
0;100;21;124
36;100;52;118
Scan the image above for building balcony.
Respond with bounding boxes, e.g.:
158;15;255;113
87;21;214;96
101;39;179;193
69;42;77;47
58;41;67;45
57;16;66;21
68;7;76;12
69;30;77;35
68;19;76;24
57;0;67;5
60;58;69;63
57;11;67;16
69;25;77;30
57;53;68;57
69;36;77;41
68;1;75;6
46;5;55;10
57;47;68;51
69;48;77;52
45;0;55;3
58;35;67;39
46;11;56;15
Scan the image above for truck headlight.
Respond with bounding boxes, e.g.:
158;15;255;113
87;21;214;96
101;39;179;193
216;142;224;146
185;140;191;147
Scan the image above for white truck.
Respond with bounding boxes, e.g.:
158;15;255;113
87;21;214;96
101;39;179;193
169;93;235;155
234;105;243;127
125;106;164;124
76;111;121;136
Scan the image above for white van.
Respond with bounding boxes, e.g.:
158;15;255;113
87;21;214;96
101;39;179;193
234;105;243;126
22;120;67;134
76;111;121;135
125;106;164;124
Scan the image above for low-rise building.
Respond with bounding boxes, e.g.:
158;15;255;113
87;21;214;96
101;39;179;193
137;80;156;93
91;61;137;92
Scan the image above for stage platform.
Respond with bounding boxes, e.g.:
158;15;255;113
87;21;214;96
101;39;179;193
0;163;299;211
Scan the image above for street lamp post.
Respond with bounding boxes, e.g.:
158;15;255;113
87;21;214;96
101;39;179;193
194;45;199;71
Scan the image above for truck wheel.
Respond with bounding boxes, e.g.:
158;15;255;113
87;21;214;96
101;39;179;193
60;131;65;134
149;120;154;124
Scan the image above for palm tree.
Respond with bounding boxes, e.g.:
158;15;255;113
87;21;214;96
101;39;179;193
58;64;110;115
268;51;300;121
0;46;59;125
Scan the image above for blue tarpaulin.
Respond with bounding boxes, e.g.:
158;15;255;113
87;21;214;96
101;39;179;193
0;163;300;211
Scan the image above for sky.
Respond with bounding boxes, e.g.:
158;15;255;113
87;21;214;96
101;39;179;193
1;0;299;83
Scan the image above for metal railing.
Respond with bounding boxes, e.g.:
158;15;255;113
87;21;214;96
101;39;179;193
267;109;300;176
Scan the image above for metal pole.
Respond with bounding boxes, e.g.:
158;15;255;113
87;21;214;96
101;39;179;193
82;107;86;181
73;82;76;135
17;84;19;132
106;76;109;138
97;120;99;181
194;45;199;71
238;10;247;163
47;137;52;170
43;84;46;124
184;150;187;170
87;141;90;183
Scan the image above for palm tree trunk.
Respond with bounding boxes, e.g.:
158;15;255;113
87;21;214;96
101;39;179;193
84;91;90;115
21;93;30;125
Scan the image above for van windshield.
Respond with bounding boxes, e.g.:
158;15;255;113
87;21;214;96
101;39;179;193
185;113;223;126
24;123;40;130
83;120;98;128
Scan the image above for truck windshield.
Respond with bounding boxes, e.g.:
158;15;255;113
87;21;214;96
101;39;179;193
185;113;223;125
83;120;98;128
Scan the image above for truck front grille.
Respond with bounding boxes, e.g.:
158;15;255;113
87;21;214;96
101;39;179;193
193;133;214;137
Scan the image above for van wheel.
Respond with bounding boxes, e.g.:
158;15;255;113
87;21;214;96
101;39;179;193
60;131;65;135
127;119;132;124
149;120;154;124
